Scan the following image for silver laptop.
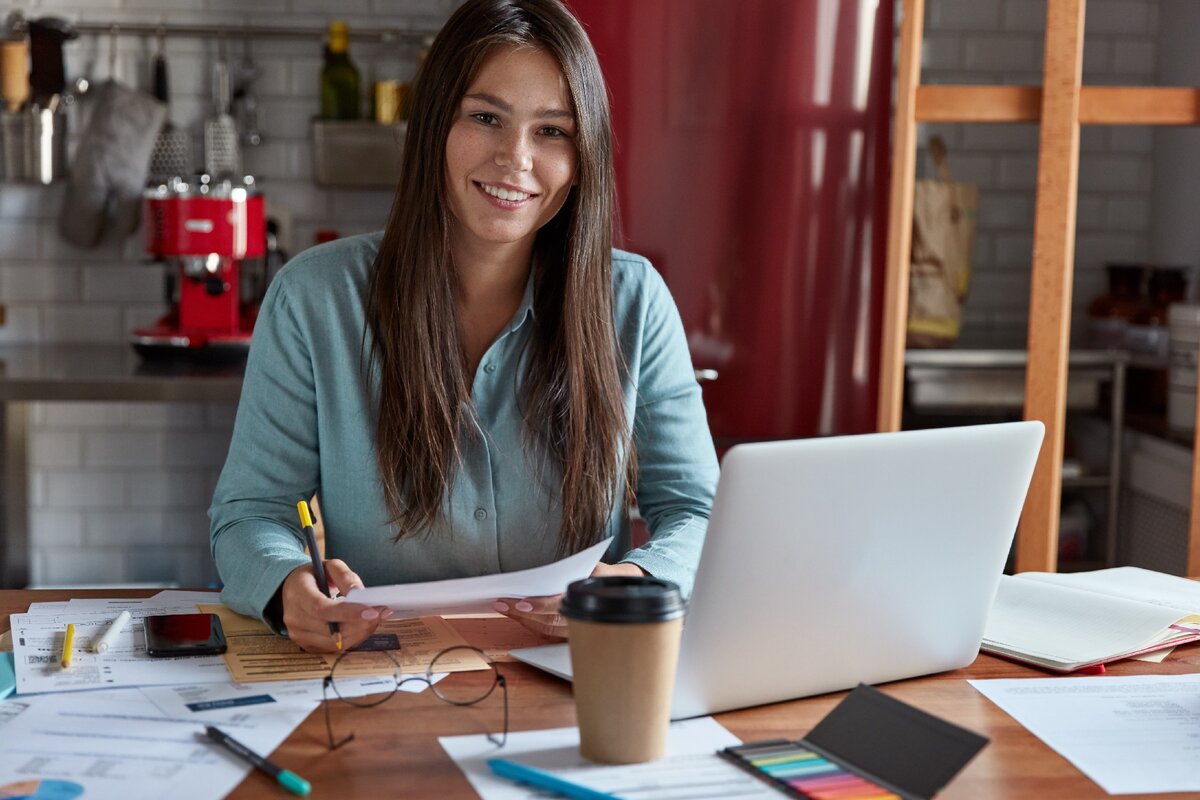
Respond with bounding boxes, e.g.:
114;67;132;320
511;421;1044;719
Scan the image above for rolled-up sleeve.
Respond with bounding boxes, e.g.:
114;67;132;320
209;274;318;622
618;264;719;598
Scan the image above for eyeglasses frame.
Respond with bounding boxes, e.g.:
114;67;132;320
320;643;508;751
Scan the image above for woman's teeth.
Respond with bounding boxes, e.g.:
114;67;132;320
481;183;531;202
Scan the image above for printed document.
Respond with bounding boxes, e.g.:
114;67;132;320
970;673;1200;794
11;607;231;694
441;716;778;799
348;537;612;616
203;604;490;683
0;686;313;800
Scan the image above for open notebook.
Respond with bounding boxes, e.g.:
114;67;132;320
982;567;1200;672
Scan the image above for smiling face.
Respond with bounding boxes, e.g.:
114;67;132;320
444;45;579;264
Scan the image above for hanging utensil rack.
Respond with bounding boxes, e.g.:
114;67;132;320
70;22;436;44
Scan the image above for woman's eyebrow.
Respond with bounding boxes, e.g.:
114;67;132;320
463;92;574;120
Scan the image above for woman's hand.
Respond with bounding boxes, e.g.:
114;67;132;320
493;562;647;638
280;560;394;654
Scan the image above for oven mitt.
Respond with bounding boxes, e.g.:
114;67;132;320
59;80;166;248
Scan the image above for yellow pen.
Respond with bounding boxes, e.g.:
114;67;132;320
61;623;75;669
297;500;342;651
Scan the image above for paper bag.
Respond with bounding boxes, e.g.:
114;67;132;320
907;136;978;347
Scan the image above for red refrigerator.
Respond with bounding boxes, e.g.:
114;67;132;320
572;0;894;443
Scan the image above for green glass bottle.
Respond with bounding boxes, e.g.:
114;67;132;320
320;21;360;120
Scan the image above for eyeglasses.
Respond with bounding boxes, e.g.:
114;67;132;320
321;644;508;751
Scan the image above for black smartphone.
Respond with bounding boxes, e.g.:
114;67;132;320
143;613;228;657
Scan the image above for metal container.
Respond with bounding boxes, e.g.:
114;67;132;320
0;105;67;183
1167;303;1200;432
312;119;404;187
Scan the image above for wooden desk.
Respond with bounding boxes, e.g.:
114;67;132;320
4;590;1198;799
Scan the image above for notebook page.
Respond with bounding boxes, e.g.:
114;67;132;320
984;576;1190;668
1018;568;1200;624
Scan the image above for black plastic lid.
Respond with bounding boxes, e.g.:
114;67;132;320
560;576;684;624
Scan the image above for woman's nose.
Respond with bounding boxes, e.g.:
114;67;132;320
494;129;533;171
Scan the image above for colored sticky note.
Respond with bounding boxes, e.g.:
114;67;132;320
0;651;15;700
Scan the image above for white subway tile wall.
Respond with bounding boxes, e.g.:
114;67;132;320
2;0;1164;585
3;0;459;586
918;0;1160;345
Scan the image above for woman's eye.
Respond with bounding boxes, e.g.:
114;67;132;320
471;112;499;125
539;126;570;138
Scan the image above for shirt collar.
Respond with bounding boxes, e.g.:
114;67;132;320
505;268;537;334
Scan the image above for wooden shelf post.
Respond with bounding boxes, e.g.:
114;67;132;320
1016;0;1087;573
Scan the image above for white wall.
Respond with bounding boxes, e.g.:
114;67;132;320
917;0;1160;346
1150;0;1200;266
3;0;458;586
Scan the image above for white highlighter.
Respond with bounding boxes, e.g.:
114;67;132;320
93;610;132;654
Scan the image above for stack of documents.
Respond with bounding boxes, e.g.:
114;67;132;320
2;543;613;799
1;590;453;800
10;591;234;694
982;567;1200;672
1;591;306;800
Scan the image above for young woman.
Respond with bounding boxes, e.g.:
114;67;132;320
209;0;718;654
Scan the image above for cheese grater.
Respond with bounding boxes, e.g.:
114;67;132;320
204;57;241;177
148;47;193;179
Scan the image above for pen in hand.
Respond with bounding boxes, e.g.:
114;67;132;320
297;499;342;651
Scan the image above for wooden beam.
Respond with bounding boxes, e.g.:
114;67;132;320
1190;341;1200;578
877;0;925;433
1081;87;1200;125
1017;0;1086;575
915;86;1200;125
916;86;1042;123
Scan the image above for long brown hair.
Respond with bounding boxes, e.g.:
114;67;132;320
366;0;631;556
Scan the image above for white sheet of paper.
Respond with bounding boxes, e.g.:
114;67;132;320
348;538;613;616
11;607;231;694
440;716;778;800
970;673;1200;795
1020;567;1200;620
0;686;311;800
140;672;447;717
149;590;226;606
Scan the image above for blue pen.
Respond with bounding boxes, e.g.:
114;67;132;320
487;758;622;800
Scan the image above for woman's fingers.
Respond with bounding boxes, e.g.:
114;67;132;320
280;563;391;653
324;559;363;597
590;562;647;578
493;595;568;638
286;603;383;653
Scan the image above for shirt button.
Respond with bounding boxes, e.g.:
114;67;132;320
484;363;497;374
474;507;488;521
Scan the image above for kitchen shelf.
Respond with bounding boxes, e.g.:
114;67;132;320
904;348;1128;572
69;22;437;45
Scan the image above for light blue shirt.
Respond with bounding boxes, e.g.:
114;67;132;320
209;232;719;623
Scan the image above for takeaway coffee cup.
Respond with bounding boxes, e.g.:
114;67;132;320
561;575;685;763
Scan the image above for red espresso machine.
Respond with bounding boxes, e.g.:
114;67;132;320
134;176;266;359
